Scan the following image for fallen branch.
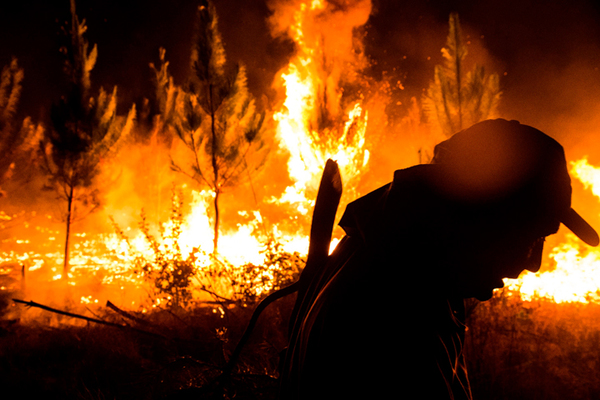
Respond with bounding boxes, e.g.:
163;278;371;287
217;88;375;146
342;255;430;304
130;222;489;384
106;300;154;327
12;298;167;339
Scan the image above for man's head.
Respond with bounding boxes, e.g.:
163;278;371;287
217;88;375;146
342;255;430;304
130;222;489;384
431;119;598;300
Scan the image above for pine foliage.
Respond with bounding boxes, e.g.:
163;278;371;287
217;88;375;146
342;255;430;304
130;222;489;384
0;59;44;193
0;58;23;130
149;48;178;137
0;58;25;187
423;13;501;138
173;64;266;190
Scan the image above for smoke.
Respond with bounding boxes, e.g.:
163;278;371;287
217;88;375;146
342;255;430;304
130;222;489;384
266;0;373;114
455;1;600;154
267;0;372;61
468;0;600;234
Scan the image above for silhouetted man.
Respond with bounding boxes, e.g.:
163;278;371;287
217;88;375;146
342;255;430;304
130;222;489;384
279;119;599;399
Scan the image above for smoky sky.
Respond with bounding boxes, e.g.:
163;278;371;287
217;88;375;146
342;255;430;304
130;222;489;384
3;0;600;153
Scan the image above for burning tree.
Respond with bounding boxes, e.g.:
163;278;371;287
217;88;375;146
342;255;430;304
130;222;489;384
40;0;135;277
270;0;372;217
423;13;501;138
170;1;267;255
150;48;178;141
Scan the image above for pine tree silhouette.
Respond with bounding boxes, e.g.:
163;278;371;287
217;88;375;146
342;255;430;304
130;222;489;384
169;0;267;255
423;13;501;138
40;0;135;277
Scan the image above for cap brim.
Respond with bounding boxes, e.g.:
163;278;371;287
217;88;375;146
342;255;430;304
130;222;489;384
561;208;599;246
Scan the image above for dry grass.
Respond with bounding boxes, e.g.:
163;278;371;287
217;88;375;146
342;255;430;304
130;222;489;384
3;287;600;399
0;293;295;400
466;290;600;400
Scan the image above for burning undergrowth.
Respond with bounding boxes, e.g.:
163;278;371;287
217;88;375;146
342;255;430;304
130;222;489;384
2;0;600;398
466;291;600;400
0;0;599;342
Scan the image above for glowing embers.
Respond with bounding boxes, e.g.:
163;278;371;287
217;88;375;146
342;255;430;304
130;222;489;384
0;189;308;313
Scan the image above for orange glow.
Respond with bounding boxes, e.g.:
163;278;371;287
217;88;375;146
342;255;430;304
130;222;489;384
505;158;600;303
272;0;371;213
5;0;600;319
0;0;374;315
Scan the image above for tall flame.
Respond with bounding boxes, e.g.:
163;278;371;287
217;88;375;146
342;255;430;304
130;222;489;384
271;0;372;213
0;0;376;313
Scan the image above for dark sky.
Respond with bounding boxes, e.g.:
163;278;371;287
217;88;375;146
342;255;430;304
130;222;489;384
2;0;600;156
0;0;290;121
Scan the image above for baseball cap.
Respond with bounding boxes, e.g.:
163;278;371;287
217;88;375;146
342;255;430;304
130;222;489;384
431;119;599;246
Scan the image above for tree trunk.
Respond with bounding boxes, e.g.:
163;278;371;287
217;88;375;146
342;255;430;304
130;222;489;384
63;185;74;279
208;82;220;256
452;14;463;132
213;188;220;255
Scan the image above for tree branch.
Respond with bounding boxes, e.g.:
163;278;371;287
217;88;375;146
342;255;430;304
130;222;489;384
13;298;167;339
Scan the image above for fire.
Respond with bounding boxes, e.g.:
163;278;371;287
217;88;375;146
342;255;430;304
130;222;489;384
505;158;600;303
571;158;600;198
272;0;372;213
0;0;374;315
7;0;600;317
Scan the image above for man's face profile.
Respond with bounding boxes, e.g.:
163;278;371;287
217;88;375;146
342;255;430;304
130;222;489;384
456;218;560;301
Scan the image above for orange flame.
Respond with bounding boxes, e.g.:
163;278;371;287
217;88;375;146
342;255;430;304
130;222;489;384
271;0;372;213
1;0;376;314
